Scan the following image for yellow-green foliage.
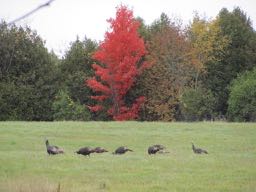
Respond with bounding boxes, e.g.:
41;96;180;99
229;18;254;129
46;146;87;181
52;90;91;121
188;14;230;72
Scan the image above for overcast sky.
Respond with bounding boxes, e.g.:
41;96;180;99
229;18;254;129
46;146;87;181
1;0;256;57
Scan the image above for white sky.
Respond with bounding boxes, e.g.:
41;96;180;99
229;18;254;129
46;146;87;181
1;0;256;57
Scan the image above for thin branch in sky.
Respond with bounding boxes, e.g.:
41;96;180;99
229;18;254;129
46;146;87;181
7;0;55;25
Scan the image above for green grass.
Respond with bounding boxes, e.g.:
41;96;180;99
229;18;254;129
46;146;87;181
0;121;255;192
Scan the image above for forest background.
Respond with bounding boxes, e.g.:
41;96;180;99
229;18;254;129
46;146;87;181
1;6;256;122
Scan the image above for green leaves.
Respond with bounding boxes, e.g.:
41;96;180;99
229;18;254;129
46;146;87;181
52;90;91;121
204;7;256;114
60;38;98;105
0;21;59;120
180;87;216;121
228;68;256;121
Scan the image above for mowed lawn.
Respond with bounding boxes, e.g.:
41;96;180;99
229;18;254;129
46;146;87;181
0;121;255;192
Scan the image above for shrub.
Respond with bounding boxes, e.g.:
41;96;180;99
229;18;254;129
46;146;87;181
227;68;256;121
180;87;216;121
52;90;91;121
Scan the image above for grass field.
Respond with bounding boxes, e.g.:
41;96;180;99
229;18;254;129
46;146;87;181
0;121;255;192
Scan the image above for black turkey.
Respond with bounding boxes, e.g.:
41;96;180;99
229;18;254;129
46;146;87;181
148;146;160;155
94;147;108;153
191;143;208;154
113;146;133;154
76;147;95;157
45;139;64;155
148;144;166;155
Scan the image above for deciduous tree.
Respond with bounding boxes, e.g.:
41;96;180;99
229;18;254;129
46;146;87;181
187;14;230;88
87;5;148;120
137;14;195;121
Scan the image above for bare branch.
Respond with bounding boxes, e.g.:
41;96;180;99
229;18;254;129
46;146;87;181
7;0;55;25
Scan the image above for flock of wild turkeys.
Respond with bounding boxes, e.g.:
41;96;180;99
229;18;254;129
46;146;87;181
45;139;208;156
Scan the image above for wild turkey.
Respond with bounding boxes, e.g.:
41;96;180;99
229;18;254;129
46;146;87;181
191;143;208;154
148;146;160;155
76;147;95;157
45;139;64;155
113;146;133;155
148;144;166;155
94;147;108;153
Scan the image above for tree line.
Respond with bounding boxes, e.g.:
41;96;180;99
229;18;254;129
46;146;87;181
0;6;256;121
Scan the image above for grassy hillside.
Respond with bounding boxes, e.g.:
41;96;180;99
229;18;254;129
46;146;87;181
0;121;255;192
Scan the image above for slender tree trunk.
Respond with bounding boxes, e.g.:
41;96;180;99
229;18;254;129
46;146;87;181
194;69;200;89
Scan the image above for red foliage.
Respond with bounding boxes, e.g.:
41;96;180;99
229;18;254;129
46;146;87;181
87;5;148;120
90;95;108;102
87;105;103;112
110;96;146;120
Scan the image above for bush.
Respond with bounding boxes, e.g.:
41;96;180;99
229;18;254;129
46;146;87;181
227;68;256;121
52;90;91;121
180;87;216;121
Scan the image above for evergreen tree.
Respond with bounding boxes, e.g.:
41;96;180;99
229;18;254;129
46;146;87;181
60;37;97;105
0;22;59;120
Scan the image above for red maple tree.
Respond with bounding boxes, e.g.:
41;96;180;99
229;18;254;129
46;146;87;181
87;5;148;120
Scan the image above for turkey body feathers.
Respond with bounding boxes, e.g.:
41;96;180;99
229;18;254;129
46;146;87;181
148;144;166;155
94;147;108;153
45;139;64;155
76;147;95;157
113;146;133;154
